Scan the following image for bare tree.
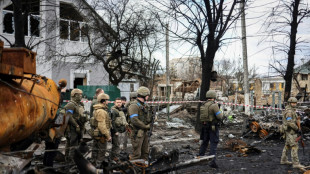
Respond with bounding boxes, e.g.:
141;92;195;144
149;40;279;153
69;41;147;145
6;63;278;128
264;0;310;101
214;58;236;94
150;0;241;130
56;0;164;85
2;0;163;86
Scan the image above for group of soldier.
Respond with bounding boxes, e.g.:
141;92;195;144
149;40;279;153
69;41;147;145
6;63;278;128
61;86;152;167
43;82;306;171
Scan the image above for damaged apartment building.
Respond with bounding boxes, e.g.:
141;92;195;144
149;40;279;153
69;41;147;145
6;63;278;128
0;0;139;96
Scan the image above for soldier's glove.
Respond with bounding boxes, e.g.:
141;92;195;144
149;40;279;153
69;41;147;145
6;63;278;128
76;126;81;133
144;124;151;130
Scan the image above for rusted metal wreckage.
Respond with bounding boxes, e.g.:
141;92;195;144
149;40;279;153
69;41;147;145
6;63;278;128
0;40;67;172
243;108;310;140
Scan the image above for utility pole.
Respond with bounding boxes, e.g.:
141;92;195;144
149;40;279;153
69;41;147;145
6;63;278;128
166;23;170;120
240;0;250;115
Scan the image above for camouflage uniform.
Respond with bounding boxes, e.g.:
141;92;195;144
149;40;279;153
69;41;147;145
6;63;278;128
128;99;151;160
199;90;223;168
110;105;128;159
90;96;98;118
64;90;85;161
91;103;111;165
280;105;300;165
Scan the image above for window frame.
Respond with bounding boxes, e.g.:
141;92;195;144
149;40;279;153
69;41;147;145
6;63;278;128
2;9;40;37
59;18;87;43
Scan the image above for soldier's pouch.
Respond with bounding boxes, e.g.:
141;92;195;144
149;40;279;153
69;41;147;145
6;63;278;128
93;129;100;137
137;129;144;138
100;137;106;143
279;124;287;134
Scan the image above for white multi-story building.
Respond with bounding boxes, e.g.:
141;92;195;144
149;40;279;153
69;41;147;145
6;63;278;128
169;56;201;80
0;0;139;98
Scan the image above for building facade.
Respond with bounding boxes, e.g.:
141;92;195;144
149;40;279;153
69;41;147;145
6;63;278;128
0;0;139;94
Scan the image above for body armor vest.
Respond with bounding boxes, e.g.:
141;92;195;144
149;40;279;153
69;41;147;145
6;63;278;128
200;101;215;122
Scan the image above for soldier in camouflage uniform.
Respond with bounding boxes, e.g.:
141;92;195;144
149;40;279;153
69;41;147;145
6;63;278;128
90;93;112;166
111;97;128;159
198;90;223;168
121;92;137;149
128;87;151;160
125;92;138;109
64;89;86;161
280;97;305;169
90;88;104;118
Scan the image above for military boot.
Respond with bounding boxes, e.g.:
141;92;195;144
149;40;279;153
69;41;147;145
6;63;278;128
280;160;292;165
293;163;305;169
209;161;219;169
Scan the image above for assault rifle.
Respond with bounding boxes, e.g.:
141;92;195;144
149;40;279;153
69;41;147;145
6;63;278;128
296;118;305;155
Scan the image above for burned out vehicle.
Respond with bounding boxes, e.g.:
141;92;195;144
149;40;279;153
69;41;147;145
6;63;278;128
243;107;310;140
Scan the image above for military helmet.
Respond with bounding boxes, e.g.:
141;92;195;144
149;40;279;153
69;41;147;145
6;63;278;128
71;89;82;97
97;93;110;102
130;92;138;98
58;79;67;88
206;90;216;99
288;97;298;103
137;86;150;97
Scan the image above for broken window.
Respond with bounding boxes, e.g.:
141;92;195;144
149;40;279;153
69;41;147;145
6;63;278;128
59;3;86;42
70;21;80;41
270;83;274;90
3;11;14;34
161;87;165;96
301;74;308;81
80;23;89;42
30;15;40;37
2;1;40;37
60;20;69;39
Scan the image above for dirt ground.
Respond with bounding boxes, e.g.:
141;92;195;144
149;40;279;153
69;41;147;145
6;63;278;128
148;109;310;174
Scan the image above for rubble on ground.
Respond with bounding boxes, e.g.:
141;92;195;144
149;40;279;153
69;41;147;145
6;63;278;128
2;105;310;173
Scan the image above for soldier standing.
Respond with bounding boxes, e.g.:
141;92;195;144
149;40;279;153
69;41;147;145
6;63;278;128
90;93;112;166
128;87;151;160
198;90;223;168
280;97;305;169
90;88;104;118
111;97;128;160
64;89;85;161
121;96;127;114
122;92;138;150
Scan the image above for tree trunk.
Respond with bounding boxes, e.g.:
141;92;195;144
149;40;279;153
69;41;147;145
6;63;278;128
12;0;26;48
195;41;217;132
284;0;300;102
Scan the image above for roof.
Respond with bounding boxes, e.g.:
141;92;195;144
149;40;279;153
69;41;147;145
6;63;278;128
294;60;310;74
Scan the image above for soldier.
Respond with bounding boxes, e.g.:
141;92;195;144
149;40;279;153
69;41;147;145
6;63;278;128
121;96;127;114
90;93;112;166
64;88;86;161
122;92;138;150
128;87;151;160
280;97;305;169
125;92;138;109
111;97;128;160
198;90;223;168
90;88;104;118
